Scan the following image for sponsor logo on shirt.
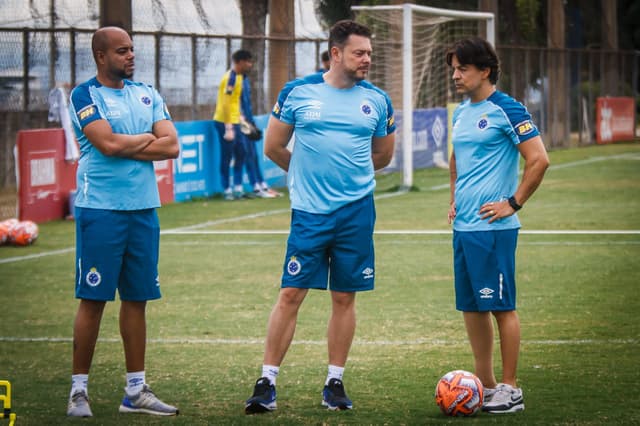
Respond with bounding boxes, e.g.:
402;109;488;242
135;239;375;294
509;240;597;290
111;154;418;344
78;105;97;121
515;120;535;136
272;102;281;115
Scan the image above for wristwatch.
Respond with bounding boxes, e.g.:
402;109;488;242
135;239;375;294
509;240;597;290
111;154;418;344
508;196;522;211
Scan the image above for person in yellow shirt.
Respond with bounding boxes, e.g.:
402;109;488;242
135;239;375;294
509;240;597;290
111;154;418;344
213;50;252;200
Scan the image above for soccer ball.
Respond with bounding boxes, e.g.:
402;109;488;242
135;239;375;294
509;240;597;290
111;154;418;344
0;219;19;245
435;370;484;416
9;220;39;246
0;222;9;245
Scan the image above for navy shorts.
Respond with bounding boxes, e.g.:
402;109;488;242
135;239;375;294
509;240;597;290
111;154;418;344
453;229;518;312
75;207;161;302
282;194;376;292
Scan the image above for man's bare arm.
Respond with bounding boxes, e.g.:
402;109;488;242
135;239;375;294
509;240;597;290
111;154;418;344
264;116;294;172
371;132;395;170
82;119;154;157
131;120;180;161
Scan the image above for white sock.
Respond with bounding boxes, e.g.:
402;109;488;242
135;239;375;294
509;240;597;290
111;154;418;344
125;371;145;396
260;182;269;191
70;374;89;397
326;364;345;385
233;185;243;193
262;365;279;386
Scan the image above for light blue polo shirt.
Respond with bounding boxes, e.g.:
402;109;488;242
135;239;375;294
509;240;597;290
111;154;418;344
273;73;395;214
452;90;539;231
69;77;171;210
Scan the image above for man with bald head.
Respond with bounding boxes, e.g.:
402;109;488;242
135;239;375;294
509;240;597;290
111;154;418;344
66;26;179;417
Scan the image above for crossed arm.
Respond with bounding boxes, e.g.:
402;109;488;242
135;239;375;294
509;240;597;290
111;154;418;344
82;118;179;161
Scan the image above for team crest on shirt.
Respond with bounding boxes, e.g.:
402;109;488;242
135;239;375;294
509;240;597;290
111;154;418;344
515;120;535;136
287;256;301;276
85;267;102;287
477;115;489;131
140;96;152;106
360;101;372;116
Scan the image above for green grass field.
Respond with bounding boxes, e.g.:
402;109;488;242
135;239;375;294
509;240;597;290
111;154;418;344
1;143;639;425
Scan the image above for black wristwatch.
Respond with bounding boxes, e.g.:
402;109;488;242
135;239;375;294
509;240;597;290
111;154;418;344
508;196;522;211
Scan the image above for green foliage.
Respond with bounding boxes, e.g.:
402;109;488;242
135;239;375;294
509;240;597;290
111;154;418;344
1;144;640;424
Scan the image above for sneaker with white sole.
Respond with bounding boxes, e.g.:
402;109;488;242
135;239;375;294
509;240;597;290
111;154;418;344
483;386;497;404
255;189;276;198
482;383;524;413
322;378;353;410
118;384;179;416
245;377;277;414
67;390;93;417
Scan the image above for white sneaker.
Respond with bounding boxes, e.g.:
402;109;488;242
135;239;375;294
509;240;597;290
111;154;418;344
255;189;276;198
119;384;179;416
482;383;524;413
67;390;93;417
483;386;497;404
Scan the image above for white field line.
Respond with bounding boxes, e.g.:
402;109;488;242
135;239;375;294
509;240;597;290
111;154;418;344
0;336;637;347
427;151;640;190
162;229;640;235
1;152;638;265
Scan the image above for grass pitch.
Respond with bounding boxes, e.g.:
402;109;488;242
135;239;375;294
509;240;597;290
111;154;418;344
1;143;639;425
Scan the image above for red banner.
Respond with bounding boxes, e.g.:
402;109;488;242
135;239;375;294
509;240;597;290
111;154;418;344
596;97;636;144
16;129;77;223
154;159;174;205
17;129;174;223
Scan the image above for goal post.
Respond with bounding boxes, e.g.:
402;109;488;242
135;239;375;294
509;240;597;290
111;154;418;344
352;3;495;190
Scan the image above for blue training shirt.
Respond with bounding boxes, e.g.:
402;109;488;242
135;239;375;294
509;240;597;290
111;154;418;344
69;77;171;210
273;73;395;214
451;90;539;231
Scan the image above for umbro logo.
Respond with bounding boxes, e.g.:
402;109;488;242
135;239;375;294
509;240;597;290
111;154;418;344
479;287;494;298
362;267;374;279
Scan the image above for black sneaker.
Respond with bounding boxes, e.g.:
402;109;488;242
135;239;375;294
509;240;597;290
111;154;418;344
245;377;276;414
322;378;353;410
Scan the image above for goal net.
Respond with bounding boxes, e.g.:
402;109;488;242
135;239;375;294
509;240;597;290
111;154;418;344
352;4;494;189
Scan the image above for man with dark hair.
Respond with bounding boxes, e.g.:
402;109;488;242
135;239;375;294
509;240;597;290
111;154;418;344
319;50;330;72
213;49;253;199
446;36;549;414
66;26;179;417
244;19;395;414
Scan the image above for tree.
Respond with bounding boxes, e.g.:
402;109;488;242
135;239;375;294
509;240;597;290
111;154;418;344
267;0;295;108
238;0;268;113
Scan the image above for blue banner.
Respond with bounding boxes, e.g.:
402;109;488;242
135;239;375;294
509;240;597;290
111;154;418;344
173;116;286;202
384;108;449;172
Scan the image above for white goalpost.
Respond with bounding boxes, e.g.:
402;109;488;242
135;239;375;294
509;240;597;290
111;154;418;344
352;3;495;189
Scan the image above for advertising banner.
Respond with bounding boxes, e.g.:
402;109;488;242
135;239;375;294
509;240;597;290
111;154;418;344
384;108;449;173
16;129;77;222
596;97;636;144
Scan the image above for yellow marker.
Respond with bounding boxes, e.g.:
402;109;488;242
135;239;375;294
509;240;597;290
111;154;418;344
0;380;16;425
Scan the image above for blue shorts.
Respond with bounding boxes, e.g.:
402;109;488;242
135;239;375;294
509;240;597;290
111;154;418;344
75;207;161;302
453;229;518;312
282;194;376;292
